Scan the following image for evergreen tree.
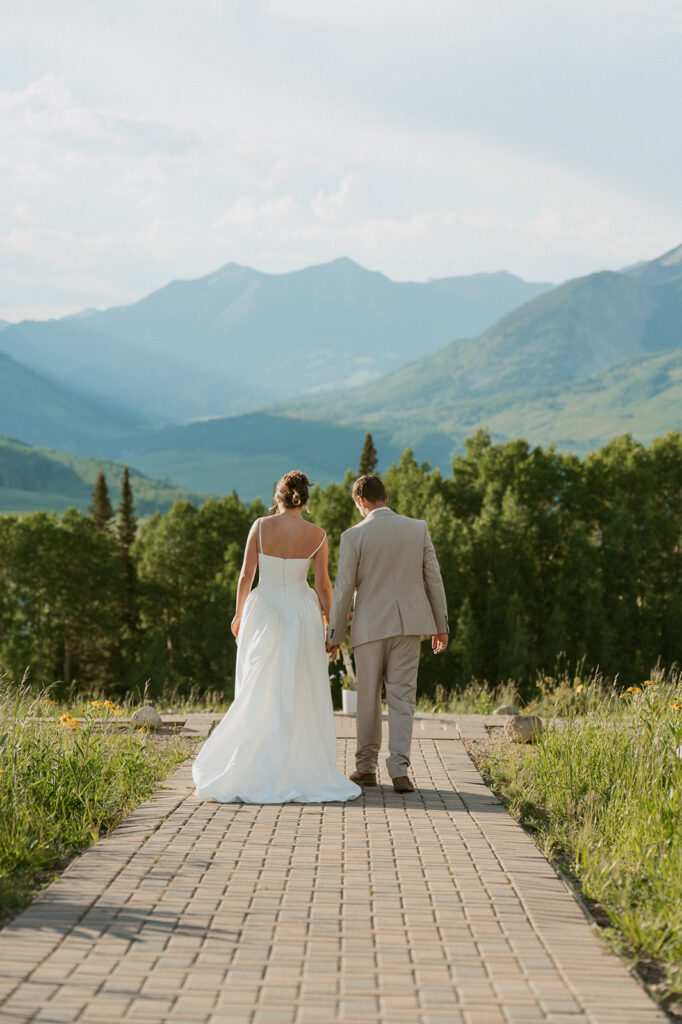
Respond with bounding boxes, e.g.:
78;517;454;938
117;466;138;646
89;470;114;530
117;466;137;551
358;432;378;476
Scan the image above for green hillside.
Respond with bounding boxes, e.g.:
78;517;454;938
269;346;682;466
0;436;209;516
117;414;405;500
129;345;681;497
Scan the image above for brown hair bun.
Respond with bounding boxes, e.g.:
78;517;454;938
274;471;313;510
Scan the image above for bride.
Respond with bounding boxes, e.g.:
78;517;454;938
192;471;361;804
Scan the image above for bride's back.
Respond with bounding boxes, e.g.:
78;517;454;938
259;513;325;560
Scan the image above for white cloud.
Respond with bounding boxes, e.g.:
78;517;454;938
214;195;297;229
0;1;680;318
311;175;359;223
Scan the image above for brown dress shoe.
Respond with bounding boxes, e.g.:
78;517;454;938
350;771;377;786
392;776;415;793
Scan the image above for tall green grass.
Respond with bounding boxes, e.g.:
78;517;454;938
417;679;521;715
0;677;195;921
58;679;231;716
477;666;682;1004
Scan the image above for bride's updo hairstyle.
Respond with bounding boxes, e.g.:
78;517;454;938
273;471;313;511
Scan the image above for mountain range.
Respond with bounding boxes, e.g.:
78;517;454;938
272;244;682;459
1;245;681;505
0;259;551;424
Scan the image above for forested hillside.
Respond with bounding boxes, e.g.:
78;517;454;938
0;436;208;515
1;430;680;700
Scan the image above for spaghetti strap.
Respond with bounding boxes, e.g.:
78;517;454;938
309;531;326;559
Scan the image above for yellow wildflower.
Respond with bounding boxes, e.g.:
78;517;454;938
626;686;642;695
619;692;632;699
667;702;682;711
575;683;584;694
103;699;124;714
59;712;79;730
40;699;58;705
643;680;655;686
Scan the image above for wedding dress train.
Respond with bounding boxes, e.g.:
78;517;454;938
192;527;361;804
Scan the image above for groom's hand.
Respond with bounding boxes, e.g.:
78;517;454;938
326;640;340;658
431;633;448;654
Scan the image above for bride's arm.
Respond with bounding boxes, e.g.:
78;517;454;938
231;521;259;639
312;536;333;621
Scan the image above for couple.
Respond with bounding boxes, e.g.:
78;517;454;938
192;471;449;804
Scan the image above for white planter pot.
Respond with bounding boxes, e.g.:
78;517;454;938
342;689;357;714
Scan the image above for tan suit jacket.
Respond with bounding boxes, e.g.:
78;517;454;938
327;507;449;648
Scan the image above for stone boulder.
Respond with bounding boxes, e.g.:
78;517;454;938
493;705;520;716
131;705;163;730
504;715;543;744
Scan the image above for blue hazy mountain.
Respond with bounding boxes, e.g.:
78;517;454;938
0;258;553;421
4;245;681;504
0;351;149;452
116;243;682;497
268;243;682;457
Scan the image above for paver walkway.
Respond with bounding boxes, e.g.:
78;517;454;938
0;716;666;1024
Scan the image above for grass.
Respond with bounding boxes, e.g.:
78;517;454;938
0;676;197;922
417;678;522;715
471;665;682;1010
47;678;232;717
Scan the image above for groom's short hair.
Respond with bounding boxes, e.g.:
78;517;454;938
353;475;387;503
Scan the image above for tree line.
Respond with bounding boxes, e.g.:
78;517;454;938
0;431;680;700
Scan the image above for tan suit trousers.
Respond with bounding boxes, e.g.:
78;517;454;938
354;635;421;779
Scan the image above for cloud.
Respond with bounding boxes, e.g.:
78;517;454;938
214;195;297;229
0;74;196;156
0;1;680;318
311;175;359;223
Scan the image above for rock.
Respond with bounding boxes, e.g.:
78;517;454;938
131;705;163;730
504;715;543;743
493;705;520;716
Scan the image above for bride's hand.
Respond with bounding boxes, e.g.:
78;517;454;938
231;615;241;640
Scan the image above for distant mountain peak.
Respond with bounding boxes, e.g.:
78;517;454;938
659;243;682;267
625;241;682;284
204;262;261;285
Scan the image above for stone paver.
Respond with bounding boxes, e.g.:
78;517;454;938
0;718;666;1023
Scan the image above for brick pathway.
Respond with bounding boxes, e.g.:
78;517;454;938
0;719;666;1024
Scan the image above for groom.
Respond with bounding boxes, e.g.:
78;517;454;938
326;475;449;793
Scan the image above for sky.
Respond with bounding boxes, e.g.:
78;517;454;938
1;0;681;321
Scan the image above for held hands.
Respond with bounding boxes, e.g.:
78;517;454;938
325;611;352;659
431;632;448;655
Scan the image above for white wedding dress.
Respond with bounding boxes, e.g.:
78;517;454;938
192;523;361;804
